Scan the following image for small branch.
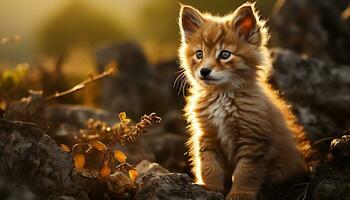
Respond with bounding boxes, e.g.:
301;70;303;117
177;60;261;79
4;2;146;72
46;68;114;100
313;137;336;146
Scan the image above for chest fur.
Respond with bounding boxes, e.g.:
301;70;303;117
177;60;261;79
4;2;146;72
201;91;269;132
205;92;238;133
200;91;270;158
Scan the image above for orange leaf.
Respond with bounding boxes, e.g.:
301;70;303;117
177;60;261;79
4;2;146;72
100;163;111;177
124;118;131;124
91;140;106;151
73;154;85;169
119;112;126;121
119;112;131;125
128;168;138;182
60;144;70;152
114;150;127;163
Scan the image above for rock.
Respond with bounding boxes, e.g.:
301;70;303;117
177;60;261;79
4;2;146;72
95;42;184;119
3;92;117;144
134;173;224;200
329;134;350;162
106;171;137;199
308;134;350;200
4;90;47;129
3;91;187;173
45;104;118;145
0;178;38;200
310;163;350;200
161;110;187;136
139;130;189;173
0;119;86;199
270;48;350;142
135;160;169;180
95;42;158;118
271;0;350;64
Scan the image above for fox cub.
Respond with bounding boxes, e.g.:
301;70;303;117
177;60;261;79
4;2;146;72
178;2;310;200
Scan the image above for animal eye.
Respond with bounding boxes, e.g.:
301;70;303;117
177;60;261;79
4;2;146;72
218;50;232;60
195;50;203;59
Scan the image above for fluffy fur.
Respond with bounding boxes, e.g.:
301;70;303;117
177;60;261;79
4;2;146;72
178;2;310;200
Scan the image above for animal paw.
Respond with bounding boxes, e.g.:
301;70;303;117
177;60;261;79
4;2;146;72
225;191;257;200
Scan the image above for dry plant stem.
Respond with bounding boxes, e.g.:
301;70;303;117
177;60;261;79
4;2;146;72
97;151;108;178
46;68;114;100
313;137;336;146
88;168;105;196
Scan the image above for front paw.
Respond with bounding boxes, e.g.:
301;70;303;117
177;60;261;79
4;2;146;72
225;191;257;200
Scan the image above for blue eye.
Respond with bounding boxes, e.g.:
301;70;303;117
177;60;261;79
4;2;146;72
219;50;231;60
195;50;203;59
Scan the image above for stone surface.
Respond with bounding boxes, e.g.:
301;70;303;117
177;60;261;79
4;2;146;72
329;134;350;162
0;119;85;199
306;134;350;200
271;0;350;64
0;178;38;200
95;42;185;119
134;172;225;200
135;160;169;181
270;48;350;143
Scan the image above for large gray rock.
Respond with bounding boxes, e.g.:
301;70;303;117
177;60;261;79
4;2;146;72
0;178;38;200
134;172;224;200
0;119;86;199
270;48;350;142
310;135;350;200
95;42;159;119
271;0;350;64
95;42;185;120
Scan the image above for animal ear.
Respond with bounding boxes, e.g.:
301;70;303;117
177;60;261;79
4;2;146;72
179;5;204;39
232;3;262;45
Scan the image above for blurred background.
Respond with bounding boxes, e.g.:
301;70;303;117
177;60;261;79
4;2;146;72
0;0;278;122
1;0;350;199
0;0;276;64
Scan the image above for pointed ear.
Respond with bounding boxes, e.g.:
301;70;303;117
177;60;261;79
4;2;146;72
232;3;262;45
179;5;204;40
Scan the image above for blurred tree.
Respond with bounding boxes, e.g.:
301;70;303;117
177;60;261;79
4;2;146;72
38;1;124;56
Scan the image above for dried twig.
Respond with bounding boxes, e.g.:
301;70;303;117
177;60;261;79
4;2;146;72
313;137;336;146
46;68;114;100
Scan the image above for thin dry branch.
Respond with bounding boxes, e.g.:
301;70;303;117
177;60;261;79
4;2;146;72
313;137;336;146
46;68;114;100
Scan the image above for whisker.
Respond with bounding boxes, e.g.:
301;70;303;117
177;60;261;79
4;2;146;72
174;71;189;96
173;74;184;89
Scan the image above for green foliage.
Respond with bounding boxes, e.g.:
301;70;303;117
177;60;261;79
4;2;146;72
0;64;29;103
38;1;124;55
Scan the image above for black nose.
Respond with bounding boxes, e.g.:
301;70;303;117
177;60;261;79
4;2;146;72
200;68;211;77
